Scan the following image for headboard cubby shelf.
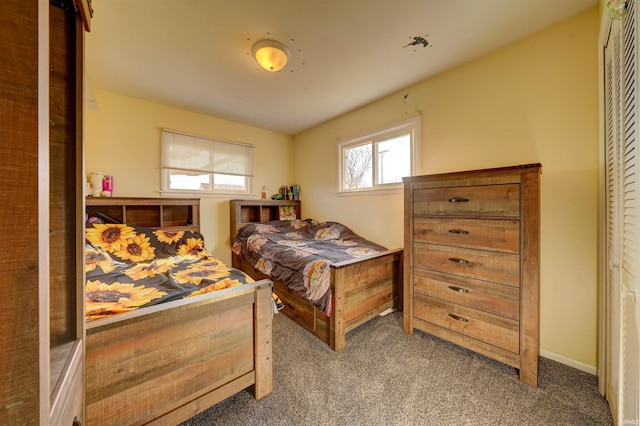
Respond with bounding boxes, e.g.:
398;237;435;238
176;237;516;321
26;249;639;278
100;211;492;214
230;199;301;239
86;197;200;232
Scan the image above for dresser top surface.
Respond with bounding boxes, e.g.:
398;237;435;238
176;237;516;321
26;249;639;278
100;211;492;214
403;164;542;184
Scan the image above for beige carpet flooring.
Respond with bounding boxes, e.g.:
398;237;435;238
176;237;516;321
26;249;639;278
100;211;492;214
181;311;613;425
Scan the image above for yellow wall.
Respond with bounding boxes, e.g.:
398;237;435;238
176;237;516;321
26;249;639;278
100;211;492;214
85;89;294;264
86;7;600;368
293;8;600;367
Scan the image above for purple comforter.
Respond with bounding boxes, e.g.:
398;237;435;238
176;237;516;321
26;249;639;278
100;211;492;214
232;219;387;315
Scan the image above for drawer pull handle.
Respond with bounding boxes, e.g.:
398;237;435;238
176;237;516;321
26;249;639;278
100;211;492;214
449;197;469;203
449;313;469;323
448;285;469;293
448;257;468;264
448;229;469;235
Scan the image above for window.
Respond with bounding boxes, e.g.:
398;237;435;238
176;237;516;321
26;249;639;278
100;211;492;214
161;128;254;195
338;116;420;194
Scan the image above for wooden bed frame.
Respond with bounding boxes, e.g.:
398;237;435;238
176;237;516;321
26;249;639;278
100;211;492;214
85;197;274;425
230;199;403;351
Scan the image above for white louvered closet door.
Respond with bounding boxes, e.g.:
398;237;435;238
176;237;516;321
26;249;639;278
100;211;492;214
603;0;640;424
604;11;621;419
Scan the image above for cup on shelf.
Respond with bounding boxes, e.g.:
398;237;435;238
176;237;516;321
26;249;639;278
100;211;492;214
90;172;103;197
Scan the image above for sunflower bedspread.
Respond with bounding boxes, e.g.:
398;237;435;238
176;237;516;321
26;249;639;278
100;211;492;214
85;223;254;321
232;219;387;316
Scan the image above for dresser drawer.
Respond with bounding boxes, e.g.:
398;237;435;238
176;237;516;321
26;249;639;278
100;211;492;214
414;244;520;286
413;217;519;253
414;294;520;353
414;269;519;320
413;184;520;217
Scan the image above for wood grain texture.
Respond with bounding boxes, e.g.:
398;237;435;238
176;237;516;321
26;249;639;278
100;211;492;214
230;199;301;241
518;170;541;386
49;0;81;378
253;281;274;399
0;2;41;424
2;2;87;424
86;197;200;231
72;0;92;31
230;202;403;352
414;217;520;253
85;280;273;426
414;268;520;320
48;6;87;423
404;164;541;387
413;184;520;217
412;317;521;367
414;244;520;286
414;294;520;353
403;180;415;334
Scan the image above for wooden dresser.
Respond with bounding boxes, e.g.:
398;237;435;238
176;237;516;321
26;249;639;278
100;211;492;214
403;164;541;387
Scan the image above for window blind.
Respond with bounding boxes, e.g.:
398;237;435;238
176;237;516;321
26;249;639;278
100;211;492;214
161;128;254;177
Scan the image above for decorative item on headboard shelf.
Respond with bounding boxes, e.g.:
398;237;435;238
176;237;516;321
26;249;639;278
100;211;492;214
279;205;296;220
90;172;103;197
279;185;290;200
102;175;113;197
276;184;300;200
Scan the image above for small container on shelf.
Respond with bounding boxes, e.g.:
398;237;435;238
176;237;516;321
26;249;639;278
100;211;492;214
279;185;290;200
102;175;113;197
90;172;103;197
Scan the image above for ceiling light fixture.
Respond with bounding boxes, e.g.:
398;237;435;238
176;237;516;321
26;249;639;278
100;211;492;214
252;39;291;72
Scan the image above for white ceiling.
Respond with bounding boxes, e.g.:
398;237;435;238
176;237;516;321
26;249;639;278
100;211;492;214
86;0;598;136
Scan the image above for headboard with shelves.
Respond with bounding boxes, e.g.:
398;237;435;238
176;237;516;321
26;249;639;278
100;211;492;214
230;199;301;241
86;197;200;232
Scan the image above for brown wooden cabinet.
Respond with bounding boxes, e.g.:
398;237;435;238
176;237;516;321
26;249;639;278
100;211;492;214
86;197;200;231
403;164;541;387
49;2;86;424
1;1;87;424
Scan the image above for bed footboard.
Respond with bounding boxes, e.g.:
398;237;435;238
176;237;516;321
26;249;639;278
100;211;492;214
330;248;403;350
233;249;402;351
85;279;273;426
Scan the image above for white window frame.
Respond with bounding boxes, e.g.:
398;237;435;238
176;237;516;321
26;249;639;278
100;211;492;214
337;115;421;195
160;128;254;197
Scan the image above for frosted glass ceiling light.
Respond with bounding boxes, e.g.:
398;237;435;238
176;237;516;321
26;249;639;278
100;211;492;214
252;39;291;72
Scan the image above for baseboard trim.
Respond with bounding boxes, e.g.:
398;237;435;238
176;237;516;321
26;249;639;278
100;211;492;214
539;349;597;375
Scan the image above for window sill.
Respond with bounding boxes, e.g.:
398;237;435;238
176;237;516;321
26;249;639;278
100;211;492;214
336;186;403;197
159;189;254;198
